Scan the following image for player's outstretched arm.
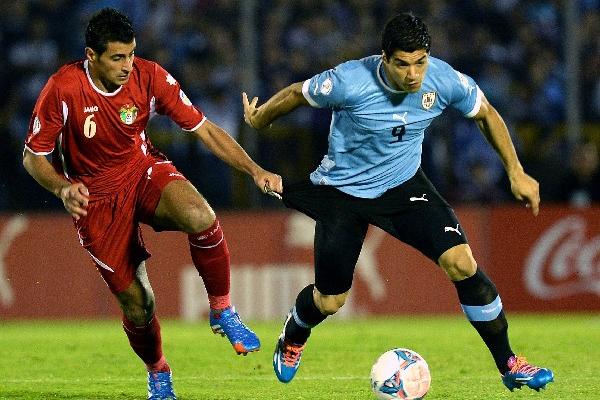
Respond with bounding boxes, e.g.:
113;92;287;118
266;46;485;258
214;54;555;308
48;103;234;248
192;119;283;196
472;94;540;216
22;150;89;220
242;82;309;130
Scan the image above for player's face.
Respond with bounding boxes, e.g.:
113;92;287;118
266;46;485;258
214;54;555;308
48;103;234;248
86;40;136;92
382;49;429;92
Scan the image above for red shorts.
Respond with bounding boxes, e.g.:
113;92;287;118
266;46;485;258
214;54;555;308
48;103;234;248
74;156;187;294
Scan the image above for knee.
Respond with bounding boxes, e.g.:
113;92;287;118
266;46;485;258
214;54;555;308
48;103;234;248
117;285;155;325
179;203;215;233
438;244;477;281
121;299;155;326
314;292;348;315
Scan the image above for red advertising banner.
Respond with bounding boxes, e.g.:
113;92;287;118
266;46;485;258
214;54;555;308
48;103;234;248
487;206;600;312
0;207;598;320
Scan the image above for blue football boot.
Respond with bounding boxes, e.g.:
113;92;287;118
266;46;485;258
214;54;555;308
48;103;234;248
273;312;306;383
502;355;554;392
273;334;306;383
210;306;260;355
147;371;177;400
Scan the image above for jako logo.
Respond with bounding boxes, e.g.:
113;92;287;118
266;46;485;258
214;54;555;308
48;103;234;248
525;216;600;299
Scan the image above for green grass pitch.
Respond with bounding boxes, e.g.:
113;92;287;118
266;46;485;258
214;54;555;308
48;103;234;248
1;314;597;399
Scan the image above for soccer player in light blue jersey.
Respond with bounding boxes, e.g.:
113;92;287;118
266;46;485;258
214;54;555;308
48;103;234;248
243;12;553;392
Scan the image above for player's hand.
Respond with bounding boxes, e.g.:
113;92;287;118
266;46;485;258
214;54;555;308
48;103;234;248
59;183;89;220
253;169;283;200
509;171;540;216
242;92;260;129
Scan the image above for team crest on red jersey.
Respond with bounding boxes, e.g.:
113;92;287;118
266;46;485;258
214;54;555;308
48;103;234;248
119;104;139;125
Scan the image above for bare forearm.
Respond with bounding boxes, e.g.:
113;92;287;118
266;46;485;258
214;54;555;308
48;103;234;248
475;106;523;176
210;136;260;177
22;150;70;197
250;82;307;129
193;120;260;177
469;95;540;214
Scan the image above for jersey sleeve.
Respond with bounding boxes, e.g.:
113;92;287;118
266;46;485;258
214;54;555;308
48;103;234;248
151;63;205;131
301;65;348;109
448;69;482;118
24;76;65;155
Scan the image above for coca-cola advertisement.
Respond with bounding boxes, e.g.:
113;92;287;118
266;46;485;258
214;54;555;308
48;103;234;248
488;206;600;312
0;207;598;319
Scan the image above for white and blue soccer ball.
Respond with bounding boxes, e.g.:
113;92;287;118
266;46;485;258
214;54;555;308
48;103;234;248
370;348;431;399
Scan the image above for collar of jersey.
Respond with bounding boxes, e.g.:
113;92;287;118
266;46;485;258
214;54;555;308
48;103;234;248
376;59;408;94
84;60;123;97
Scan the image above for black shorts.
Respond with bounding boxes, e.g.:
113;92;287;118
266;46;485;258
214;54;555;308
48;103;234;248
282;168;468;295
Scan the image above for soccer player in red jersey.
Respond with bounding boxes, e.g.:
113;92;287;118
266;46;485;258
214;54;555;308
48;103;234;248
22;8;282;400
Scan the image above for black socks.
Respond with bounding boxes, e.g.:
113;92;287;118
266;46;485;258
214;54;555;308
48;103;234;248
284;284;328;344
454;268;514;373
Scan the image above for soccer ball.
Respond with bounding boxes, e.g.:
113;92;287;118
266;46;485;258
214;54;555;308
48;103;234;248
370;348;431;399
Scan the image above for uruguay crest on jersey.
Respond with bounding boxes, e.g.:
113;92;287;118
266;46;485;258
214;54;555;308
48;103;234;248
421;91;436;110
119;104;139;125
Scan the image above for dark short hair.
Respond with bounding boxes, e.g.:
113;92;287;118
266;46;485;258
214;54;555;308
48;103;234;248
85;8;135;55
381;13;431;56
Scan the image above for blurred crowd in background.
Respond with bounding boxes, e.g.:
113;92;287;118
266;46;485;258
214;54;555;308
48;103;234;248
0;0;599;213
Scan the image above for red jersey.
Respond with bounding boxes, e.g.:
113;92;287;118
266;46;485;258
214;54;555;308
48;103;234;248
24;57;205;197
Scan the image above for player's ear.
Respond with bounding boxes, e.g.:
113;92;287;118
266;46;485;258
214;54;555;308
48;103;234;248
85;47;97;62
381;50;388;63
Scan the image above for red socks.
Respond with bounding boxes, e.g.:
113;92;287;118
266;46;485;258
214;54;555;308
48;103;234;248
188;219;232;310
122;315;170;372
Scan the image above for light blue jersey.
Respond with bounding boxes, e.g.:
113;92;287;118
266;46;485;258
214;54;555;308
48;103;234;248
302;55;482;198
